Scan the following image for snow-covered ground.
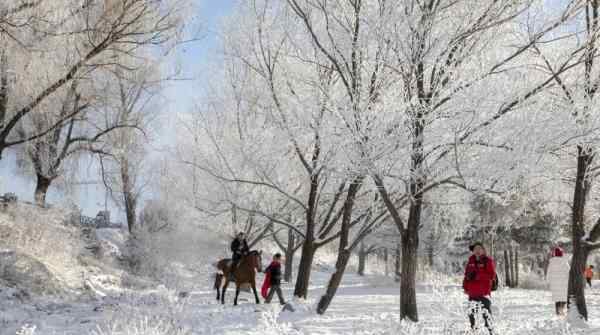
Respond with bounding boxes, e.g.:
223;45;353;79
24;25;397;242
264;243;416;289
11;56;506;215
2;204;600;334
2;272;600;335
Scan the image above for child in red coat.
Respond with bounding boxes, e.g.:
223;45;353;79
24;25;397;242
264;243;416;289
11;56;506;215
261;253;286;305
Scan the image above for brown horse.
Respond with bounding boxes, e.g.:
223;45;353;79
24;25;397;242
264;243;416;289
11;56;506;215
214;250;262;305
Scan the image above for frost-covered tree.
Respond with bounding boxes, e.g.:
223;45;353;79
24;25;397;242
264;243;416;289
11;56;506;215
0;0;186;159
528;0;600;320
178;0;376;302
98;66;162;233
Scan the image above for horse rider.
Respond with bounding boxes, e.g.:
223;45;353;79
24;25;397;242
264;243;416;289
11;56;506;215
230;232;250;274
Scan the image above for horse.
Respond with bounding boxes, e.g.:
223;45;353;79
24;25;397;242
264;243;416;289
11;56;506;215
214;250;262;306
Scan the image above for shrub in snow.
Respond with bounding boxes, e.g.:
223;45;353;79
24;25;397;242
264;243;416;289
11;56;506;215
253;307;301;335
122;201;223;292
0;203;85;291
519;271;549;290
0;250;61;295
90;317;190;335
92;288;192;335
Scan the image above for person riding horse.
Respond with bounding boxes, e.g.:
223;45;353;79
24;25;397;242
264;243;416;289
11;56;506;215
230;232;249;275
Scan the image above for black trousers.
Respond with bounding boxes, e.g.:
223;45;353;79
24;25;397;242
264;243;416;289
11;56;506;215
468;297;492;333
586;278;592;288
265;285;285;305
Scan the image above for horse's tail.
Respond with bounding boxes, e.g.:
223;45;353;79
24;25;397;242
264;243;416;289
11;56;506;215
214;273;223;289
214;259;225;274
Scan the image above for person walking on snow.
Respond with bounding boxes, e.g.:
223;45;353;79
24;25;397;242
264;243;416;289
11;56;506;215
230;232;249;275
546;247;569;315
463;242;496;334
261;253;286;305
585;265;594;288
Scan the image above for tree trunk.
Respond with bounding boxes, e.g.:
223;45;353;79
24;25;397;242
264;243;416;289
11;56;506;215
294;239;315;298
121;157;136;233
397;78;426;321
515;248;519;287
509;249;515;288
395;244;401;282
384;248;389;277
284;228;296;282
34;173;53;207
358;242;367;276
427;240;434;268
568;145;593;320
504;250;511;288
317;249;351;314
400;224;419;322
294;169;320;298
0;50;7;138
316;178;362;315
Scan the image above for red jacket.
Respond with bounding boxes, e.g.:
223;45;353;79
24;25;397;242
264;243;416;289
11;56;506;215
463;255;496;298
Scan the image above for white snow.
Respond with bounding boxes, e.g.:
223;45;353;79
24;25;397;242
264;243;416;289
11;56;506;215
2;273;600;334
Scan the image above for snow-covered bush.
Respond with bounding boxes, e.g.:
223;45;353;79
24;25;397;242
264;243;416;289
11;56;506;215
123;200;224;290
92;287;192;335
252;307;301;335
0;203;85;291
90;317;190;335
519;271;549;290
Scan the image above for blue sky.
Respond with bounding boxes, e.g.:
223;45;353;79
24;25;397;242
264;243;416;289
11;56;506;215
163;0;237;117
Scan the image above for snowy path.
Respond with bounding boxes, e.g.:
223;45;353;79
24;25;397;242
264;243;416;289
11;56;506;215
2;276;600;334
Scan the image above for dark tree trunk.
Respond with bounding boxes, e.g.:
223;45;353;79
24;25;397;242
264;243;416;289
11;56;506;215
384;248;389;277
121;157;137;233
400;223;419;322
34;173;53;207
316;179;362;315
568;145;593;320
427;240;434;268
293;167;320;298
358;242;367;276
317;249;351;314
395;244;401;282
0;50;7;137
514;248;519;287
399;105;425;321
504;250;511;288
509;249;515;288
294;238;315;298
284;228;296;282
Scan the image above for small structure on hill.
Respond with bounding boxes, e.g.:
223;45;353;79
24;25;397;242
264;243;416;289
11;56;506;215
80;210;121;229
0;193;18;211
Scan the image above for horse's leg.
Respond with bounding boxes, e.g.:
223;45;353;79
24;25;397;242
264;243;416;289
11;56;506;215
221;279;229;305
251;282;260;304
234;284;240;306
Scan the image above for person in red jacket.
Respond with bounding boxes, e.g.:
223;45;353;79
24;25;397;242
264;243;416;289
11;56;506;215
463;242;496;334
261;253;286;305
